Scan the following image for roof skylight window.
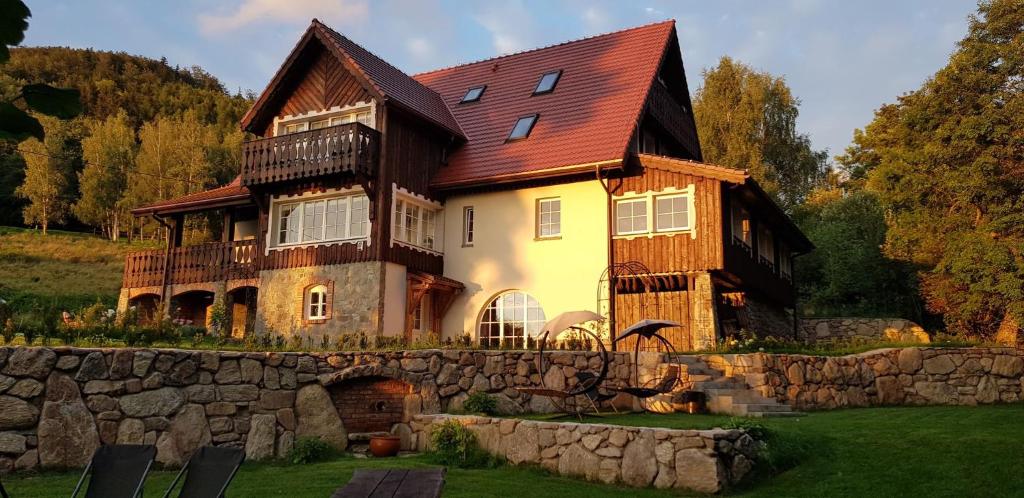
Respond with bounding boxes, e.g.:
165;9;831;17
533;70;562;95
461;85;486;103
507;114;538;141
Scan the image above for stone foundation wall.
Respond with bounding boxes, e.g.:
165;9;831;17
410;414;760;493
744;294;795;339
798;318;929;343
701;347;1024;410
0;346;631;473
255;262;382;337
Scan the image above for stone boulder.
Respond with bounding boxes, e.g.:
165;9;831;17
674;448;723;493
557;443;600;481
897;348;923;374
621;432;657;487
2;348;56;379
38;373;100;468
120;387;185;418
295;385;347;450
0;395;38;430
156;404;211;466
245;414;277;461
506;422;539;465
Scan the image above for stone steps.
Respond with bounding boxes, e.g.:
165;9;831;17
666;357;802;418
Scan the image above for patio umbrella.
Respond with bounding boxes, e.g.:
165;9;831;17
540;310;605;337
613;319;681;343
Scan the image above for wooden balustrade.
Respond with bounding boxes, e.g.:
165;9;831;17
122;239;258;289
241;122;380;186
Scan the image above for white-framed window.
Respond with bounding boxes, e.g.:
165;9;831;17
615;198;648;235
273;192;369;248
393;197;441;251
308;285;328;320
463;207;474;246
478;291;546;349
731;200;752;248
277;107;373;136
536;197;561;238
758;224;775;268
654;194;690;232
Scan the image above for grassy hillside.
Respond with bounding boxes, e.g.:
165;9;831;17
0;226;159;314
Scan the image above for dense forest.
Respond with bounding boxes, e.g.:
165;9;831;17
0;47;253;236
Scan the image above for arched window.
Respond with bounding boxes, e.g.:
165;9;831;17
478;291;545;348
308;285;328;320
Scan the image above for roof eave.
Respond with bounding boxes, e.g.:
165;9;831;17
131;194;254;217
431;159;623;191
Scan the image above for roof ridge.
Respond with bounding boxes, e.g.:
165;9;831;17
412;19;675;78
312;19;465;137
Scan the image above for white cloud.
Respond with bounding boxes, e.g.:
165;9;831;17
472;1;538;55
197;0;369;36
582;7;611;31
406;37;434;59
644;6;665;17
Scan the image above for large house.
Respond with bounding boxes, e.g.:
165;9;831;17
119;19;812;351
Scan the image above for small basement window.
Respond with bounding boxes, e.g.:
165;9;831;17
533;70;562;95
461;85;486;103
507;114;538;141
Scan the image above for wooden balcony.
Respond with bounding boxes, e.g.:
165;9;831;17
123;239;258;289
241;122;380;186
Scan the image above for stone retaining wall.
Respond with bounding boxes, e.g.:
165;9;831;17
0;346;631;473
410;414;760;493
798;318;929;343
701;347;1024;410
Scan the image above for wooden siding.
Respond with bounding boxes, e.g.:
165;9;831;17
261;45;374;137
615;290;692;352
379;108;447;273
611;168;724;274
646;82;701;160
719;187;796;307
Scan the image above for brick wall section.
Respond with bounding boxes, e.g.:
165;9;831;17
330;376;411;433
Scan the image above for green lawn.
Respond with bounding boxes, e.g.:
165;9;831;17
4;404;1023;497
0;226;158;313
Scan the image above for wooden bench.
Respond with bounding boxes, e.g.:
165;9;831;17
332;468;446;498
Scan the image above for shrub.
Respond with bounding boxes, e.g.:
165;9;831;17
287;437;335;464
462;392;498;415
428;419;498;468
722;418;813;474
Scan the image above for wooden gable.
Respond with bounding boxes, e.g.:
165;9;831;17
257;42;377;137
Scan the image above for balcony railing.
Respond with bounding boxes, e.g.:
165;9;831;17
123;239;258;289
241;122;380;186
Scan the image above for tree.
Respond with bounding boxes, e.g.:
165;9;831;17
693;57;828;211
839;0;1024;337
793;187;921;320
0;1;81;143
75;110;136;240
14;118;79;234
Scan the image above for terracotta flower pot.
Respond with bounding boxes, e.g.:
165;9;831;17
369;435;402;457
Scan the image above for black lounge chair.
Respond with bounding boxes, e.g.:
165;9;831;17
72;444;156;498
576;371;619;414
163;446;245;498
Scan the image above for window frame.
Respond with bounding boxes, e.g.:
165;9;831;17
307;285;328;320
477;290;546;349
535;197;562;239
758;224;776;269
614;198;649;236
462;206;475;247
269;190;370;251
653;193;691;233
274;103;375;136
506;114;539;142
533;70;562;95
391;192;443;253
731;200;752;249
460;85;486;103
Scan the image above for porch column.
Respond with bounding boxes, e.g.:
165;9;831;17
689;272;719;350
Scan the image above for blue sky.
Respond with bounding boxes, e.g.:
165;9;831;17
22;0;975;158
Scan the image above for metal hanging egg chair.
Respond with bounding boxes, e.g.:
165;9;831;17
608;319;684;410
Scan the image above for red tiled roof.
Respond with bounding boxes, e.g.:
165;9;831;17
131;176;251;215
414;21;676;188
314;21;465;139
